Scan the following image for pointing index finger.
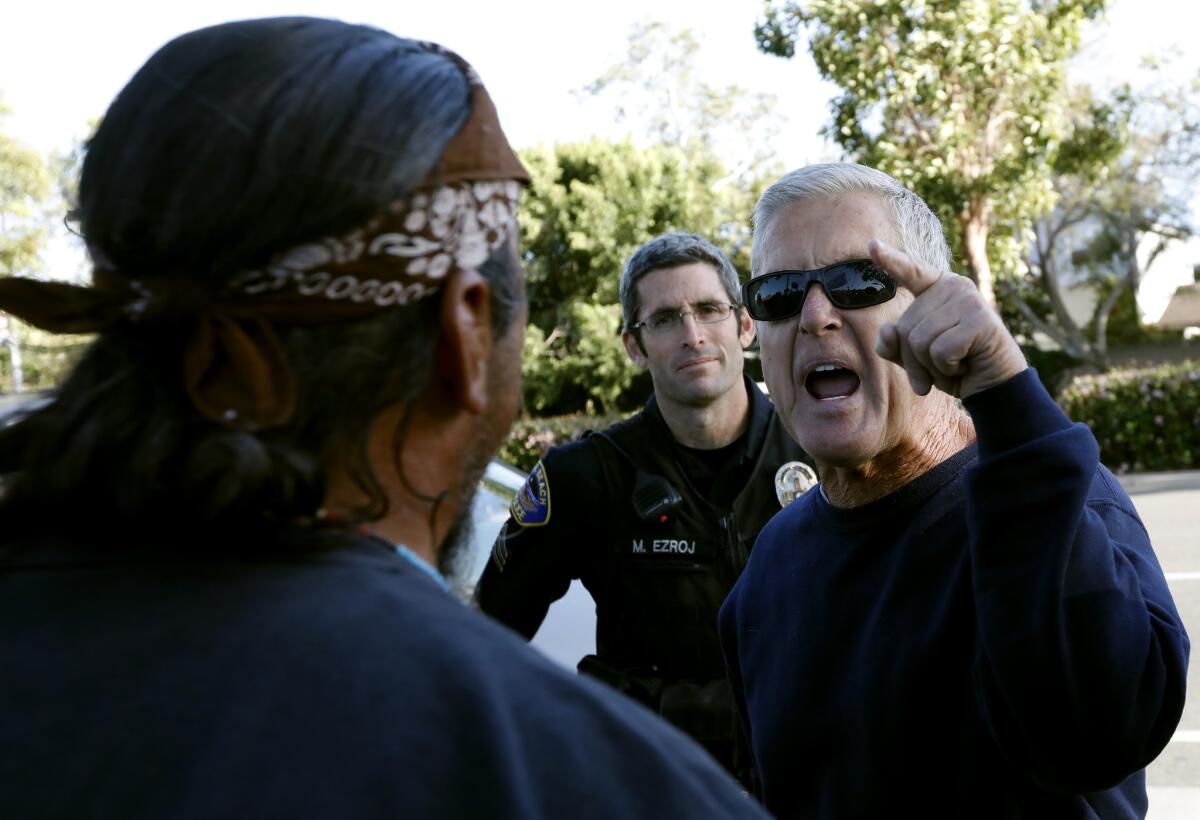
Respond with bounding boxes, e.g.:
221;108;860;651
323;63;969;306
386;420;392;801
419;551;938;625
868;239;944;298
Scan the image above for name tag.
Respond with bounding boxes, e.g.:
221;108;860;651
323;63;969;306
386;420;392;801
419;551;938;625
622;535;714;564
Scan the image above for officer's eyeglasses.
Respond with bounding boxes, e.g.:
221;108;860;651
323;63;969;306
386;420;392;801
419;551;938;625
632;302;740;336
741;259;896;321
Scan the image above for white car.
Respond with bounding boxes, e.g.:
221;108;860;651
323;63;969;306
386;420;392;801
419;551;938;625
464;458;596;669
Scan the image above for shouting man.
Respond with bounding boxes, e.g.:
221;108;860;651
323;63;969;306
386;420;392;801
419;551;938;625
720;163;1188;818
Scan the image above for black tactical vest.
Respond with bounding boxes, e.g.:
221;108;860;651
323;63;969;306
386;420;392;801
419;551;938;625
582;407;806;680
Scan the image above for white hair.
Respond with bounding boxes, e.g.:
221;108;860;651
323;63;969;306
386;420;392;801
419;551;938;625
750;163;953;277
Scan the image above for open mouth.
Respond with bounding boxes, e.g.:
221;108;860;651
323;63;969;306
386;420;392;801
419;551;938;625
805;363;861;401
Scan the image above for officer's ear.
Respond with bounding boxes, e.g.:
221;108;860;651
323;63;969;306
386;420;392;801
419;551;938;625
737;305;756;349
622;329;649;369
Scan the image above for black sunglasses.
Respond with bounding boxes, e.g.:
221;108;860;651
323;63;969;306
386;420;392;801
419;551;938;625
741;259;897;321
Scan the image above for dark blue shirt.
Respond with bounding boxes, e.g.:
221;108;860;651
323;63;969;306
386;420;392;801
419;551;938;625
719;369;1189;818
0;530;768;819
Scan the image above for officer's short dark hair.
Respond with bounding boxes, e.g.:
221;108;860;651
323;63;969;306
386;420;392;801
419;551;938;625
619;232;740;332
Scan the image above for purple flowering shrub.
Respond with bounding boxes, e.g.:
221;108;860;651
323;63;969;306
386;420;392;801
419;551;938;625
1059;360;1200;473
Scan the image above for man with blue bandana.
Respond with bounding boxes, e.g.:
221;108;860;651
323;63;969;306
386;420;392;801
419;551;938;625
0;21;771;819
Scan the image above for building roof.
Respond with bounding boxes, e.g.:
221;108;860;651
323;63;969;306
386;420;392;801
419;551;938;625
1156;284;1200;329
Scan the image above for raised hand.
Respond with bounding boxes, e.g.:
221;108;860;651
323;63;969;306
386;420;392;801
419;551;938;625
870;239;1027;400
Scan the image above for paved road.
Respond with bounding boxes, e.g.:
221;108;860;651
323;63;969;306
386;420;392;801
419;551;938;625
1120;472;1200;818
522;471;1200;817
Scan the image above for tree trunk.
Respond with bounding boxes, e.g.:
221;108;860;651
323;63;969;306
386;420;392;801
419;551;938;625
9;337;23;393
1034;219;1091;358
1091;276;1129;372
0;312;22;393
1119;222;1143;327
958;197;995;308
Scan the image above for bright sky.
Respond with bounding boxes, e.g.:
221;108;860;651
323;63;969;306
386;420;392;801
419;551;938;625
2;0;1199;316
1;0;839;162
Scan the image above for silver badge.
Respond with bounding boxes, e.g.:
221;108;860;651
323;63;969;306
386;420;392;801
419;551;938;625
775;461;818;507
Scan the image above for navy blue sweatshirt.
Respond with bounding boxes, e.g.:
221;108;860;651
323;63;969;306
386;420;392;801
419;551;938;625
0;530;768;819
718;369;1189;818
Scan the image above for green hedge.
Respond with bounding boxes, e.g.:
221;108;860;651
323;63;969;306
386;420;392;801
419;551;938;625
502;359;1200;476
1058;360;1200;473
498;412;630;473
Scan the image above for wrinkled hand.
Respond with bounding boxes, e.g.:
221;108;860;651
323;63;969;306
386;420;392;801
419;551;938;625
870;239;1027;400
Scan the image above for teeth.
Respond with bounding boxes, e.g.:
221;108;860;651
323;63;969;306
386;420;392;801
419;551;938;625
814;364;839;372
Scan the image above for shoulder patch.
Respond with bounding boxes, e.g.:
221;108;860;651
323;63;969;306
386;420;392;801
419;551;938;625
510;460;552;527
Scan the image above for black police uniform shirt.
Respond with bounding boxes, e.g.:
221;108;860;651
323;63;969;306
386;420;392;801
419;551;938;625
475;376;809;682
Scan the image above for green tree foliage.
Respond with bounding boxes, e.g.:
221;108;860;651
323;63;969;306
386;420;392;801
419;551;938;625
517;21;781;416
1079;70;1200;306
1004;70;1200;372
0;102;52;279
583;20;784;184
997;86;1129;370
517;138;759;414
498;410;631;472
0;99;56;393
755;0;1107;306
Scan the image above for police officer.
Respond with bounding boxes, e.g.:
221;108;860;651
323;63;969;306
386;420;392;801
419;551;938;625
475;232;812;788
